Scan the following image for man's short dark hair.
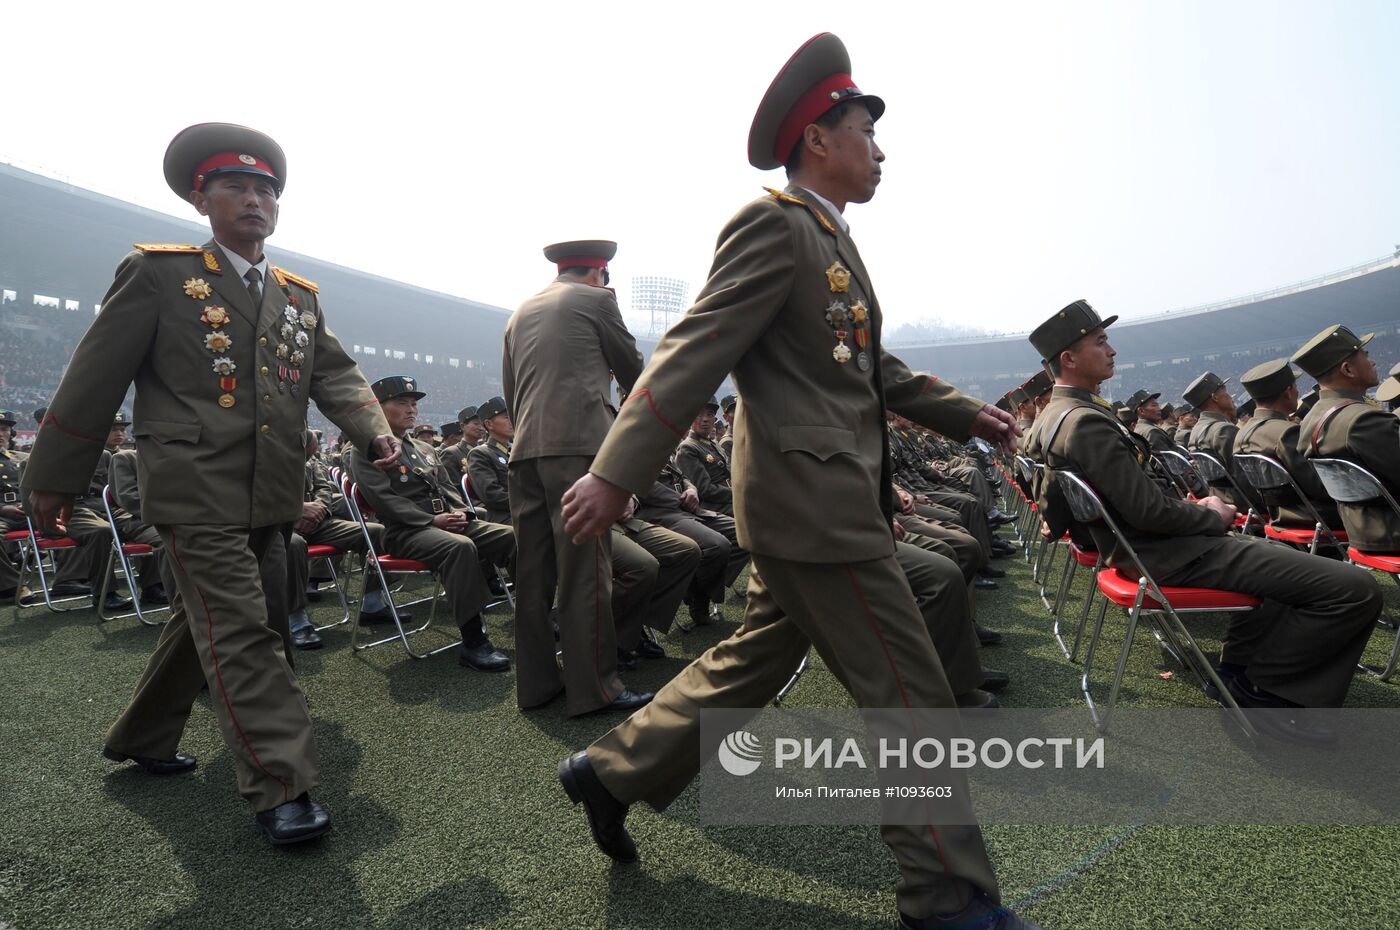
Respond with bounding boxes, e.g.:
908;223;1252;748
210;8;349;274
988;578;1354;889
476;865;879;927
1046;356;1063;378
783;101;854;176
560;266;610;286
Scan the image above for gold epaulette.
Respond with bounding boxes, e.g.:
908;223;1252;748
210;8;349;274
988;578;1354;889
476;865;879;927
133;243;201;253
271;266;319;293
763;187;836;234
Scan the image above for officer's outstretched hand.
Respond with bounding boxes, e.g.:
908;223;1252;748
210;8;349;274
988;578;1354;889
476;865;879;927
562;473;632;545
27;490;74;536
970;403;1021;455
368;435;402;470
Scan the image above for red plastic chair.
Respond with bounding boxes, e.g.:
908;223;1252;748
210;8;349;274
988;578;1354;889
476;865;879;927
9;519;87;617
1055;470;1262;736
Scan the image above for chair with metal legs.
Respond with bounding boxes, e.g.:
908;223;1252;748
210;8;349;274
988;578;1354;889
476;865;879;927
459;474;514;610
1189;450;1257;532
1235;453;1348;556
10;519;87;618
96;485;168;625
1309;458;1400;682
342;476;449;659
1054;470;1261;736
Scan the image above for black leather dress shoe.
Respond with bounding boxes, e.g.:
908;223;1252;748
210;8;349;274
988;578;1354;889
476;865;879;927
987;511;1018;527
686;596;714;627
973;577;999;590
558;750;637;863
978;565;1007;579
140;585;169;605
305;585;324;602
1226;677;1336;746
358;606;412;626
488;575;508;597
900;892;1044;929
459;642;511;672
102;746;197;776
981;669;1011;692
955;689;1000;710
291;626;323;650
51;581;92;597
102;593;134;612
975;623;1003;646
635;637;665;659
255;793;332;846
597;688;653;713
616;649;639;672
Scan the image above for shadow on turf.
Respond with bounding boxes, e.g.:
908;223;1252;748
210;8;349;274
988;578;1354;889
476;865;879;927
605;867;877;930
95;719;515;930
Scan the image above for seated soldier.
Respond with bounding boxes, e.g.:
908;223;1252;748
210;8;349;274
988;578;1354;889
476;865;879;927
673;397;733;516
1129;390;1175;453
439;405;485;480
612;499;700;662
1182;371;1254;510
350;376;516;672
636;456;751;629
1232;359;1343;535
0;411;31;601
466;396;513;524
718;393;737;462
58;412;165;610
1295;326;1400;553
1032;300;1381;745
1172;405;1198;444
285;430;399;650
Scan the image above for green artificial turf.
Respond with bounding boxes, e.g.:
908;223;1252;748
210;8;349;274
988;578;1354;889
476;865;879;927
2;536;1399;930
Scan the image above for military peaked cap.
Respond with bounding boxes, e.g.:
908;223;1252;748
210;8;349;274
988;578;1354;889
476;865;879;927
1240;358;1297;401
1029;300;1118;362
1021;369;1053;399
543;240;616;271
1182;371;1230;408
1292;324;1374;379
1126;389;1160;411
478;396;508;420
371;375;426;402
164;122;286;199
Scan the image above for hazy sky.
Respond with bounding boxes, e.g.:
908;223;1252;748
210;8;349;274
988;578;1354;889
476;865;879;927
5;1;1398;336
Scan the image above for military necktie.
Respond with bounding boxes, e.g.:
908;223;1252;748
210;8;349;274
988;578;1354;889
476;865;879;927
245;267;263;307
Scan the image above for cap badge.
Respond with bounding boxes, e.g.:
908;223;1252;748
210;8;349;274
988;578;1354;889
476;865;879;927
184;278;213;300
826;262;851;293
238;154;257;165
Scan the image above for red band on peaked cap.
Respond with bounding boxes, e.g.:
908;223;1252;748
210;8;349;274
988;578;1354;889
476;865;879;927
774;72;859;165
193;152;279;191
554;256;609;270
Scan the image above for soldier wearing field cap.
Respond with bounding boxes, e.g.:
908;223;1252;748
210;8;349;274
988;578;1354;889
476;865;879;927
1182;371;1251;508
1011;387;1036;433
1233;358;1342;532
438;408;478;478
554;33;1028;930
1296;325;1400;551
22;122;399;845
718;393;738;462
466;395;513;525
1030;299;1380;746
674;396;733;516
1172;404;1197;442
1127;389;1173;453
504;238;651;717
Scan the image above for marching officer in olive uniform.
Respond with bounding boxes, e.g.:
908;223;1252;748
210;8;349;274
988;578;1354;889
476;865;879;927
1296;325;1400;551
0;411;29;600
1029;300;1379;746
466;395;513;524
503;239;651;716
350;376;515;671
555;35;1032;930
23;122;399;845
1233;358;1343;533
673;396;733;515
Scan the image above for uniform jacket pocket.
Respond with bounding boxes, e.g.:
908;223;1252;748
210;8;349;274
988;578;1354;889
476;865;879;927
779;425;857;462
134;419;202;444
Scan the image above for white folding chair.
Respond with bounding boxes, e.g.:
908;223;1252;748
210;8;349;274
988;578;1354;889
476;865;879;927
1054;470;1261;736
1309;458;1400;681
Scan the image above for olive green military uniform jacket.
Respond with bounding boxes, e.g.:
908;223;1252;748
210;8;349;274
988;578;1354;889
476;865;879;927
0;449;25;509
109;448;142;518
1186;410;1250;506
1233;407;1340;528
1037;385;1225;576
503;277;644;462
589;186;985;563
353;434;470;529
674;433;732;512
466;437;512;523
1298;388;1400;551
1133;420;1175;453
22;242;388;526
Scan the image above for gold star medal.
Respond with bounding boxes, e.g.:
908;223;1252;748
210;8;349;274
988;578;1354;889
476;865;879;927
184;278;213;300
826;262;851;293
200;306;229;328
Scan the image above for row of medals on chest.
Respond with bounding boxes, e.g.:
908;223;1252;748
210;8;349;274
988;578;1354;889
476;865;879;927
184;276;315;407
824;262;871;372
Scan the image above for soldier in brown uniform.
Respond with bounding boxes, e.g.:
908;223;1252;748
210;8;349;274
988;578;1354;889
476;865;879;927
349;376;515;671
438;405;483;479
1183;371;1256;509
466;395;513;525
504;239;652;716
1232;359;1342;532
718;393;738;462
1129;389;1175;453
1029;301;1380;746
1295;325;1400;552
673;397;733;515
0;411;29;600
23;123;399;844
555;34;1035;930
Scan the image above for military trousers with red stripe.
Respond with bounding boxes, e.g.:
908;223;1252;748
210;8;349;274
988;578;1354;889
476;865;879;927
586;552;999;919
105;523;317;813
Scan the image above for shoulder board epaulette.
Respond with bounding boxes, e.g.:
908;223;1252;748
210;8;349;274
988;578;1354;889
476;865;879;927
271;266;319;293
763;186;837;234
133;243;201;253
